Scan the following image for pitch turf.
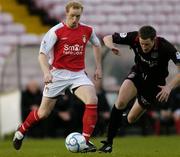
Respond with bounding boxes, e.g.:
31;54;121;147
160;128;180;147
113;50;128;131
0;136;180;157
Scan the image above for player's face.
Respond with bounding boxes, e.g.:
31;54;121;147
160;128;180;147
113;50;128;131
66;7;82;28
139;38;155;53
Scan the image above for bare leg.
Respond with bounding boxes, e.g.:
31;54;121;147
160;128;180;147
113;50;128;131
128;99;146;124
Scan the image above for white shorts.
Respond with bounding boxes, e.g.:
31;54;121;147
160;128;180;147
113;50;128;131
43;69;94;98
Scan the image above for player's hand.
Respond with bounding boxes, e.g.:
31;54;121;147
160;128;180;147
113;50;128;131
111;47;121;56
44;72;53;85
94;66;102;81
156;85;172;102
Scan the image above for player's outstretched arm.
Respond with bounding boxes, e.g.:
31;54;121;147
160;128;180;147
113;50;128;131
167;65;180;88
156;65;180;102
103;35;121;56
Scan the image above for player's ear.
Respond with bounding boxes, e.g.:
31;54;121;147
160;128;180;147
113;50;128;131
65;11;68;16
154;37;157;44
65;7;70;16
153;36;157;41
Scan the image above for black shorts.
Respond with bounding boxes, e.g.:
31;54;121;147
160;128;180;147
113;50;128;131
126;66;166;109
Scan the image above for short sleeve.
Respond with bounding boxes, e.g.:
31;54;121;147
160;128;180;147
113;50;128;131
165;40;180;65
39;28;57;55
112;31;138;45
89;29;101;46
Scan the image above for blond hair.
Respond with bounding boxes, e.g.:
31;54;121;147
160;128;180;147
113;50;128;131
65;1;83;13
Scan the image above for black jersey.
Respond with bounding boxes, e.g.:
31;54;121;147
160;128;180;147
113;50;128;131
112;31;180;84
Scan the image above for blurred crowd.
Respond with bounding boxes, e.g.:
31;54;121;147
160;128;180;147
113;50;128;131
21;79;180;138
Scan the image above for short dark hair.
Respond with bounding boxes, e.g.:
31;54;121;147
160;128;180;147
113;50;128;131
138;25;156;40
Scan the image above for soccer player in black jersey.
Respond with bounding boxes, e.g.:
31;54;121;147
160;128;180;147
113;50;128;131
99;25;180;153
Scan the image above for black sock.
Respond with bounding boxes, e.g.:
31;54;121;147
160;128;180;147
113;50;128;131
107;105;125;144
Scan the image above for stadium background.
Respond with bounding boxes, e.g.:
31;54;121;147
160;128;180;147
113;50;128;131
0;0;179;140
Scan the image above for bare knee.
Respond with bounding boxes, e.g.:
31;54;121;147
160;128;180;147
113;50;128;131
37;97;56;119
127;114;136;124
86;95;98;104
115;100;127;110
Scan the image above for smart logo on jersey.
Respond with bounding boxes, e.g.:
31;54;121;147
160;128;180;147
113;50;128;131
63;44;84;55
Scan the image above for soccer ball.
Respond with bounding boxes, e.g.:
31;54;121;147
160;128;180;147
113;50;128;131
65;132;87;153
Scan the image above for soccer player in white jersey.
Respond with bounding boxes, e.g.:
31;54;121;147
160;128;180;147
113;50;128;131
13;1;102;153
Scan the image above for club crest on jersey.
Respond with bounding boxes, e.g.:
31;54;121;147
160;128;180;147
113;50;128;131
176;51;180;59
82;35;86;43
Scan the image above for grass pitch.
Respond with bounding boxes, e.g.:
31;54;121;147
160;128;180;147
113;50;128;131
0;136;180;157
